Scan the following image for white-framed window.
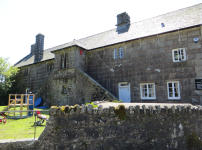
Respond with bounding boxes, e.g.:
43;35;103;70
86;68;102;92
119;47;123;59
113;48;117;60
172;48;186;62
167;81;180;99
140;83;156;99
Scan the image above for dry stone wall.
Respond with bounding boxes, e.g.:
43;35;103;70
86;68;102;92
37;104;202;150
2;103;202;150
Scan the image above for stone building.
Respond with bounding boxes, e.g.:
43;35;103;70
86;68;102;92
14;3;202;106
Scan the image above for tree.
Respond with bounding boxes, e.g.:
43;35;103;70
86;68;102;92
0;57;19;105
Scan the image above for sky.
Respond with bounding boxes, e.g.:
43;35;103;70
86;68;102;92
0;0;202;65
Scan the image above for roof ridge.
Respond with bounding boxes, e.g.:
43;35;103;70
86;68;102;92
130;3;202;25
44;3;202;52
44;42;71;51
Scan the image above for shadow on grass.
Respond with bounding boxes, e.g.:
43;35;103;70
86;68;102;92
30;124;46;127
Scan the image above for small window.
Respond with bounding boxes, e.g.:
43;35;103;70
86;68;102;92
51;63;54;70
119;47;123;59
167;81;180;99
66;53;69;68
172;48;186;62
63;86;67;94
140;83;156;99
24;68;28;76
113;48;117;60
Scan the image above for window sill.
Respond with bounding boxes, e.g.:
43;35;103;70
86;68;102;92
167;98;181;100
173;60;186;63
141;98;156;100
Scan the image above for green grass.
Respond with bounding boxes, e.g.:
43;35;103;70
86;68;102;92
0;105;49;140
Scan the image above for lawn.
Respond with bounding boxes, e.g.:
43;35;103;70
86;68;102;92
0;105;49;140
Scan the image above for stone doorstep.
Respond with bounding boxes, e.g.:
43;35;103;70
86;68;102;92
98;102;193;108
0;138;38;143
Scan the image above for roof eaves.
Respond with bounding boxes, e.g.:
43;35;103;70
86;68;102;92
16;58;55;68
50;44;88;53
14;54;33;67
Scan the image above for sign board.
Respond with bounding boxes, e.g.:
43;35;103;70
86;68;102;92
195;79;202;90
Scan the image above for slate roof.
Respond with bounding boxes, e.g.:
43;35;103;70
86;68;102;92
15;3;202;67
15;49;54;67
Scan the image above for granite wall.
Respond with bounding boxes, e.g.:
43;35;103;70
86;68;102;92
2;103;202;150
35;68;116;106
53;46;86;71
13;59;54;94
86;26;202;104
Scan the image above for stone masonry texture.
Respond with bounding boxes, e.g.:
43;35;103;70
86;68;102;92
35;68;116;106
86;26;202;104
13;26;202;106
1;103;202;150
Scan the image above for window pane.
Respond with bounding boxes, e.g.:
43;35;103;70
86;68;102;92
174;82;178;88
168;83;173;97
148;84;153;88
141;83;155;98
63;86;67;94
173;48;186;62
174;51;178;60
141;85;145;97
149;88;154;97
169;93;173;97
181;50;184;59
168;82;180;98
169;88;173;93
119;47;123;59
114;49;117;60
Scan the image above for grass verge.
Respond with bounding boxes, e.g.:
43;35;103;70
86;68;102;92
0;105;49;140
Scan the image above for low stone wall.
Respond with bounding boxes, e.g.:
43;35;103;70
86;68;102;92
2;103;202;150
0;138;39;150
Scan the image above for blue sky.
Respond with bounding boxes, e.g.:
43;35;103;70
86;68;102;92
0;0;202;65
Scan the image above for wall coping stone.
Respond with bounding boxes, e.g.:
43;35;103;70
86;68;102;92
50;102;200;116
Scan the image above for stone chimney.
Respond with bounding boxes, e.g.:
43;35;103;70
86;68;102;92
30;44;35;54
116;12;130;30
34;33;44;63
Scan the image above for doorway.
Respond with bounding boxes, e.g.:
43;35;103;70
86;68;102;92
119;82;131;103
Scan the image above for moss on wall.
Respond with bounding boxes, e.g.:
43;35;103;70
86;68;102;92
114;105;126;120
